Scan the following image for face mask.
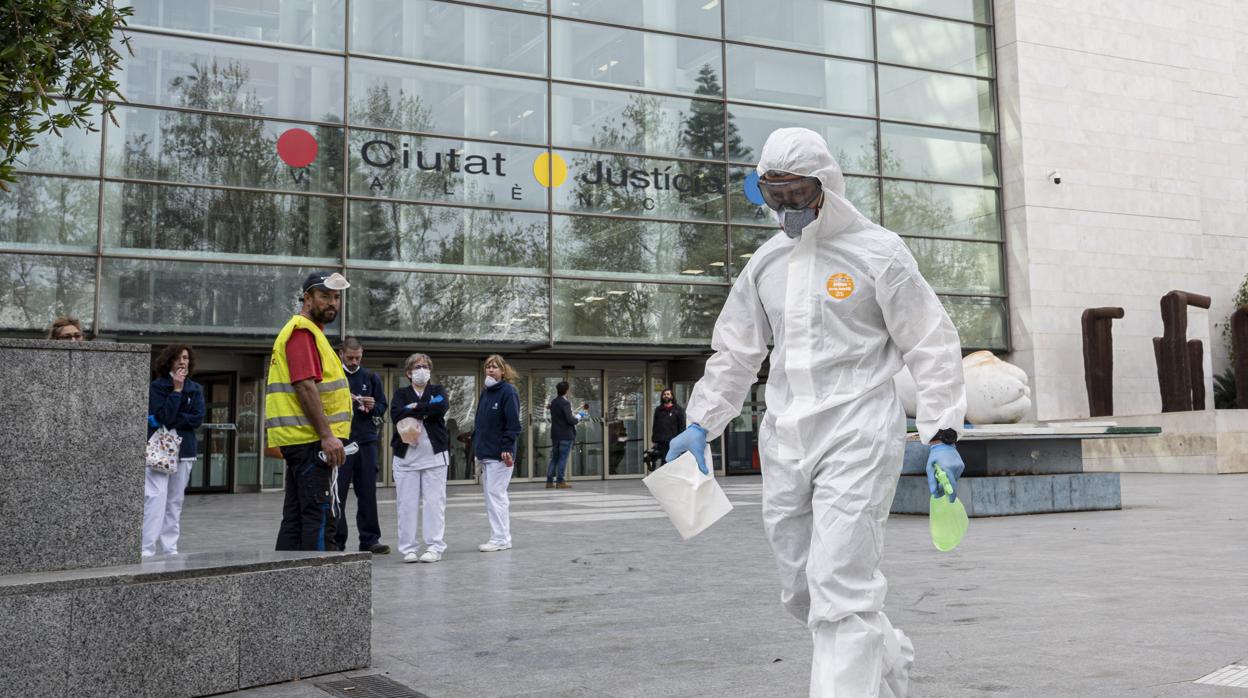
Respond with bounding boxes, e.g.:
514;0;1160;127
410;368;430;385
778;206;818;238
484;376;499;388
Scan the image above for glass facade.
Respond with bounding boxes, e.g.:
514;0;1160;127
3;0;1004;351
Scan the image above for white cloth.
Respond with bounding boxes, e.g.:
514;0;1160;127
394;464;447;555
684;127;966;698
479;458;513;545
142;457;194;556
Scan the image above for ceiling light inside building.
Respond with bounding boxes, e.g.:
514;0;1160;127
681;269;705;275
519;110;534;119
596;60;619;72
701;0;719;9
708;261;725;267
606;290;626;295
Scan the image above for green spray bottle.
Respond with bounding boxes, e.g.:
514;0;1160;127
929;465;968;552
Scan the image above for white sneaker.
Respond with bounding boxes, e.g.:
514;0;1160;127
477;541;512;552
418;550;442;563
403;552;420;563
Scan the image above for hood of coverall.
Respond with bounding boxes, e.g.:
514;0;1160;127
755;127;865;236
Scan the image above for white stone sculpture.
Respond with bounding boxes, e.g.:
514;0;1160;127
893;351;1032;424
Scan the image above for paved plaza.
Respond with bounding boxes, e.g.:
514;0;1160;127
177;473;1248;697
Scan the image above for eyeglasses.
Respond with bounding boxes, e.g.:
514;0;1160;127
757;175;822;211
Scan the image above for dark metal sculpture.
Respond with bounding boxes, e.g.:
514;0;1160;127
1082;307;1124;417
1152;290;1211;412
1234;306;1248;409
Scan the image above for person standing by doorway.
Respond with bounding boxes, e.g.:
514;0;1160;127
335;336;390;554
474;354;521;552
649;387;685;471
546;381;586;489
391;353;450;563
143;344;205;557
267;271;353;551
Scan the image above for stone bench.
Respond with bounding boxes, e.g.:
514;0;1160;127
890;425;1161;517
0;551;371;698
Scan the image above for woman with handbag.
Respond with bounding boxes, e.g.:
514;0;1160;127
390;353;451;563
143;344;205;557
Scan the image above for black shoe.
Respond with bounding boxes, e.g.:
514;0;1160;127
367;543;391;554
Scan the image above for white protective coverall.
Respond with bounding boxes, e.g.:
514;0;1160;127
684;127;966;697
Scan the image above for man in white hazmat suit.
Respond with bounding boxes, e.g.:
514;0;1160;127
667;127;968;697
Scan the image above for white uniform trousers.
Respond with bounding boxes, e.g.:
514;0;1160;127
142;457;194;556
479;458;513;545
394;465;448;555
760;396;913;698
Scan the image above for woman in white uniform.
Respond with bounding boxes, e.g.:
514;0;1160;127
473;354;522;552
390;353;451;563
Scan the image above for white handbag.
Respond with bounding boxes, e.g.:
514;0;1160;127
145;426;182;474
642;449;733;540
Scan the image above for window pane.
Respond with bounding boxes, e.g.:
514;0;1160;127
845;176;880;223
351;0;546;76
726;44;875;117
14;101;101;176
108;106;345;193
350;59;546;143
348;131;547;209
724;0;871;59
881;123;997;186
0;176;99;252
729;225;775;277
552;0;720;37
349;201;547;273
553;152;726;222
906;238;1002;294
126;0;347;50
554;216;727;281
349;270;548;342
876;0;990;24
102;182;341;263
883;181;999;240
876;10;992;77
554;279;727;345
553;85;725;161
729;104;872;171
0;254;96;332
119;32;345;122
552;20;723;98
940;295;1007;349
879;66;994;132
100;260;329;335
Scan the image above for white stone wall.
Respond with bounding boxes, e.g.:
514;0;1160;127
997;0;1248;419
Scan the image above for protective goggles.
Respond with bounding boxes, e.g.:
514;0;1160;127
757;174;822;211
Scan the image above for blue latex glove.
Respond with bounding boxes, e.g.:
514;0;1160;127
429;394;445;404
666;424;709;475
926;443;965;502
147;414;159;428
576;411;588;420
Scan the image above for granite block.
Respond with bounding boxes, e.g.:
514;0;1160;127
0;339;148;575
901;439;1085;477
891;473;1121;517
67;575;242;698
238;559;372;688
0;591;71;697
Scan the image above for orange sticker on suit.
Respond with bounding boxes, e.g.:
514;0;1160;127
826;273;854;300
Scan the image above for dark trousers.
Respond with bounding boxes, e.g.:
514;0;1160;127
546;439;573;483
275;442;338;551
334;440;382;551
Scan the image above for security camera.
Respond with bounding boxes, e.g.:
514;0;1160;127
1048;170;1062;185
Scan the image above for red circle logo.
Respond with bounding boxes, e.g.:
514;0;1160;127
276;128;318;168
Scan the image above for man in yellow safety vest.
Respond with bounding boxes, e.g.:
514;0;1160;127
267;271;354;551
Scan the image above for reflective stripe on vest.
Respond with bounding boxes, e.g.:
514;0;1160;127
264;315;353;447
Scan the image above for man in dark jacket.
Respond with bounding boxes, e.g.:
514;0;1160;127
546;381;586;489
336;337;390;554
650;387;686;469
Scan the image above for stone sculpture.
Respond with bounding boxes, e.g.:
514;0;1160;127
894;351;1032;424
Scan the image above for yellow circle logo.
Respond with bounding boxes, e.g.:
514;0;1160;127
826;273;854;300
533;152;568;188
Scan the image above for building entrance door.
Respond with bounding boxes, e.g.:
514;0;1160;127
530;371;603;482
189;372;235;494
606;371;646;477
